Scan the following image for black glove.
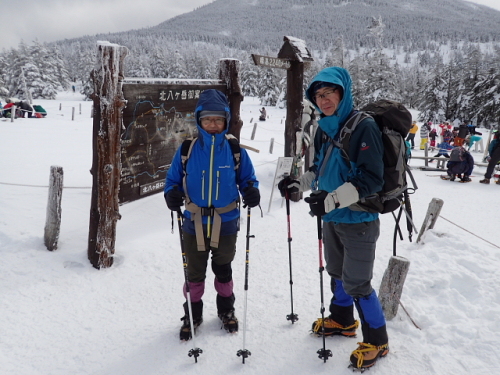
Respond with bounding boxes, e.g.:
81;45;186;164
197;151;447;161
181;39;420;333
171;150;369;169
277;176;299;198
304;190;329;216
242;186;260;208
164;188;185;211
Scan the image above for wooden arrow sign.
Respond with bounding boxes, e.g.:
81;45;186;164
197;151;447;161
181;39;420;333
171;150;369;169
251;54;291;70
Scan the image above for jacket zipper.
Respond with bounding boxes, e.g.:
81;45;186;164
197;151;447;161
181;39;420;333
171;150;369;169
201;171;205;200
207;135;215;237
216;171;220;200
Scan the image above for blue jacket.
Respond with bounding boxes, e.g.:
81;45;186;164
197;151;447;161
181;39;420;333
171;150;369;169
489;138;499;155
437;142;453;154
164;89;258;234
305;67;384;224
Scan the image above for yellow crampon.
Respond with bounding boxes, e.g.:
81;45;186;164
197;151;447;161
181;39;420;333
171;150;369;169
312;318;359;336
351;342;389;369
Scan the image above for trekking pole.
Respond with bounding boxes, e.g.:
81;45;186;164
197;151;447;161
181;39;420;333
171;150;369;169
315;215;332;362
285;187;298;323
404;190;414;243
175;205;202;362
237;185;255;363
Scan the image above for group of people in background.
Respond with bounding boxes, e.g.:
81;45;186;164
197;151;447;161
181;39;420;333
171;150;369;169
0;98;46;118
407;118;499;184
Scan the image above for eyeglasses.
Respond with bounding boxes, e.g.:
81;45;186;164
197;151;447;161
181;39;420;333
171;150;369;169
201;117;225;126
314;88;339;102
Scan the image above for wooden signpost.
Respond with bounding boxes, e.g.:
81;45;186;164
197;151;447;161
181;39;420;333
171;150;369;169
252;36;313;201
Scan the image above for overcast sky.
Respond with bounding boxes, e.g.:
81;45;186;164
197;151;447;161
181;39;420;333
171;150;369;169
2;0;500;52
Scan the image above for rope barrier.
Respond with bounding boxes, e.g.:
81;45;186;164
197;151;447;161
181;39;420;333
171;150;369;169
0;181;90;189
439;215;499;249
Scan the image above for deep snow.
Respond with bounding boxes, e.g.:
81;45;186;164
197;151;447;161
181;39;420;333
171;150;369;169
1;91;499;375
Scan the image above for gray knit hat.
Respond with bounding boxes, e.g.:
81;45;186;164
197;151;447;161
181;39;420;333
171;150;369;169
199;110;227;119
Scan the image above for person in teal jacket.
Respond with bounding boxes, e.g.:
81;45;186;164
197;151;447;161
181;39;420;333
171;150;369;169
279;67;388;371
164;89;260;340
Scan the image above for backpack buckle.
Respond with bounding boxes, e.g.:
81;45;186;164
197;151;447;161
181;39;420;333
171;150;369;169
201;207;215;216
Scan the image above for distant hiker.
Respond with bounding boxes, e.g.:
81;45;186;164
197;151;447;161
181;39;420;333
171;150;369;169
406;121;418;149
164;89;260;341
429;127;438;150
72;85;76;93
2;100;15;118
443;126;453;144
259;107;266;121
430;141;453;162
419;121;431;150
454;123;468;147
444;146;474;182
279;66;389;371
16;101;34;118
479;130;500;184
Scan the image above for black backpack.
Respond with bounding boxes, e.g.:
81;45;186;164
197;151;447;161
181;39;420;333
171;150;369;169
334;99;418;214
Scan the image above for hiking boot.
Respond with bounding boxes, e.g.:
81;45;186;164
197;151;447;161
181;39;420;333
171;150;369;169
460;175;471;183
311;317;359;337
179;315;203;341
479;178;490;184
449;174;455;181
349;342;389;370
219;309;238;333
496;179;500;185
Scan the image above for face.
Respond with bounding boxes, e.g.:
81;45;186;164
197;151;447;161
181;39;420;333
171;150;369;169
313;87;342;117
200;116;226;134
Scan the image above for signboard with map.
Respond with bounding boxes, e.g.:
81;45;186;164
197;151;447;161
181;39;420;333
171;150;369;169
119;83;226;204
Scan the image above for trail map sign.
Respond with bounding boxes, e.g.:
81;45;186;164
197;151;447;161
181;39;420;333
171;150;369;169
119;83;226;204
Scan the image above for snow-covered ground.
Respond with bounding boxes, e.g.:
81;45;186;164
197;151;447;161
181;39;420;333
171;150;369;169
1;91;498;375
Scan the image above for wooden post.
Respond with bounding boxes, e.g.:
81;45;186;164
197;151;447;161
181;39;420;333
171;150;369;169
59;103;62;111
379;256;411;320
79;103;82;115
72;107;75;121
219;59;243;140
269;138;275;154
87;42;128;269
417;198;444;243
251;123;257;140
44;166;64;251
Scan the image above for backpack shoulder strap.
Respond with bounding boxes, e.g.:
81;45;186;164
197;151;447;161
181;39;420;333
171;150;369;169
225;134;241;176
181;138;197;169
337;111;372;165
180;138;197;200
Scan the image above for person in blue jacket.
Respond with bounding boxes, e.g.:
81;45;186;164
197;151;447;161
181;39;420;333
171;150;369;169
164;89;260;341
480;130;500;184
278;67;388;370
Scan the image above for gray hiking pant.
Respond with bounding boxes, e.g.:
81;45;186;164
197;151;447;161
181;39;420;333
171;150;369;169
183;232;237;283
323;219;380;298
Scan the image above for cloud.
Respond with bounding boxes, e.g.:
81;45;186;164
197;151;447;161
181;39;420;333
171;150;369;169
0;0;211;51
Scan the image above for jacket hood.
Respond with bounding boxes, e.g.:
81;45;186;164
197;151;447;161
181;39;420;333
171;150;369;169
305;67;354;137
194;89;231;135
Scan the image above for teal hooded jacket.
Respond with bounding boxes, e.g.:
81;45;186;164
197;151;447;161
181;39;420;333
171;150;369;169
305;67;384;224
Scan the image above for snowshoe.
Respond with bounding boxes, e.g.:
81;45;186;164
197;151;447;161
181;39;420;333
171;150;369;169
440;175;451;180
311;317;359;337
179;315;203;341
219;309;238;333
348;342;389;372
